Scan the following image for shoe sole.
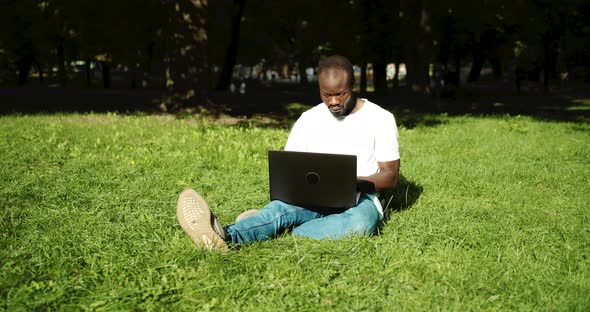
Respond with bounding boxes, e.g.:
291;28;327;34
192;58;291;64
176;189;228;251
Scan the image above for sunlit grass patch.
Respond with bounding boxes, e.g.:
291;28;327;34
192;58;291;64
1;113;589;310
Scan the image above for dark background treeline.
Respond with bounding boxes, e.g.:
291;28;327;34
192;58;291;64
1;0;589;111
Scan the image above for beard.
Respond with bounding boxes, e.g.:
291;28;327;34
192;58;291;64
328;93;357;117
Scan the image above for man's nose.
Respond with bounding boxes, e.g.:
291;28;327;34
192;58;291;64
328;96;339;105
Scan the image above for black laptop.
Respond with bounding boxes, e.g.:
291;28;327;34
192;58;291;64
268;150;357;209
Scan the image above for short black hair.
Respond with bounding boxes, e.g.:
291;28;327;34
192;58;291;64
318;55;355;87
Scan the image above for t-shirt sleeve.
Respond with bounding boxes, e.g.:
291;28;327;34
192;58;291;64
375;112;400;162
284;115;308;152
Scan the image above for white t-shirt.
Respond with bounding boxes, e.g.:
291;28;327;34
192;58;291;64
284;99;400;217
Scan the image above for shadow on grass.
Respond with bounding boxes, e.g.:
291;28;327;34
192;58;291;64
379;175;423;229
370;89;590;127
0;87;164;115
1;85;589;128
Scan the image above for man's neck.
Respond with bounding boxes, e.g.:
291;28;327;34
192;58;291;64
349;98;365;115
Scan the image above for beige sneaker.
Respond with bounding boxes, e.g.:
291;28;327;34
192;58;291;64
176;189;228;251
235;209;260;223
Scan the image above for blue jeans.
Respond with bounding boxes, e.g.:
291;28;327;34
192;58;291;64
224;194;381;244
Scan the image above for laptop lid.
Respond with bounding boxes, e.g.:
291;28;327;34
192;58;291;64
268;150;357;209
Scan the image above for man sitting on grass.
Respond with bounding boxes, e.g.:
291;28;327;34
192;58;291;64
177;55;400;251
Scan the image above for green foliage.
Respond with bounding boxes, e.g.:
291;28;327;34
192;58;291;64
2;0;590;91
1;113;589;310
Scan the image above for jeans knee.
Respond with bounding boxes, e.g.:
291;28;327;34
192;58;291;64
264;200;296;218
351;218;377;236
265;200;293;211
348;207;380;235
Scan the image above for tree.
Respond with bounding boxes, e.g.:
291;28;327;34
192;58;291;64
0;0;57;85
400;0;434;96
213;0;246;91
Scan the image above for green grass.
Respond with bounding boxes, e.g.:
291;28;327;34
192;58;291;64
1;112;589;311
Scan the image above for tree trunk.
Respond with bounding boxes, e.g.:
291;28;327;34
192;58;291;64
298;62;308;84
544;52;551;95
358;0;369;96
38;66;44;84
489;57;502;80
33;60;43;84
401;0;432;96
293;16;310;86
467;45;485;82
542;34;556;95
392;62;399;88
468;29;498;83
373;62;388;95
405;41;432;95
215;0;246;91
453;55;461;86
56;37;67;87
102;62;111;88
16;55;32;86
16;41;34;86
360;61;367;95
85;58;92;87
145;41;154;73
130;64;138;89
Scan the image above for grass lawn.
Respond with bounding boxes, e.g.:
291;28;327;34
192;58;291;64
1;111;589;311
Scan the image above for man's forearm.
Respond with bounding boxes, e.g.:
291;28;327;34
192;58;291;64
358;159;400;193
358;170;398;192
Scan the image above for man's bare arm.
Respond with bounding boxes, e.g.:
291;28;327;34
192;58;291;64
357;159;400;193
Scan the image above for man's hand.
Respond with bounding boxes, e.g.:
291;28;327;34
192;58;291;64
357;179;376;194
